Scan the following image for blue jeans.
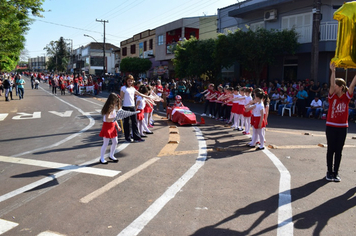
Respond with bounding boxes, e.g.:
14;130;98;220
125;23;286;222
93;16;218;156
278;104;291;115
306;108;322;118
18;88;24;99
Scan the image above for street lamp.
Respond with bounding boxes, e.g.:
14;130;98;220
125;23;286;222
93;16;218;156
84;34;98;43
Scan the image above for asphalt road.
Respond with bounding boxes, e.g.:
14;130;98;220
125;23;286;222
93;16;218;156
0;77;355;236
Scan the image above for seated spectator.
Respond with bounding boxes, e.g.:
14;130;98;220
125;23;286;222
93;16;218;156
320;99;329;120
277;92;293;115
306;96;323;118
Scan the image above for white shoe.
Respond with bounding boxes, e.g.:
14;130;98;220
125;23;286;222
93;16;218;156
201;113;206;116
209;114;212;118
212;116;215;119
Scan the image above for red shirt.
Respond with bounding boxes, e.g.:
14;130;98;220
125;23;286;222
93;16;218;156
326;91;352;128
163;88;170;98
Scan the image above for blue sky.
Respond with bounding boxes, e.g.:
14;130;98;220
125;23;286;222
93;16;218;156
25;0;240;58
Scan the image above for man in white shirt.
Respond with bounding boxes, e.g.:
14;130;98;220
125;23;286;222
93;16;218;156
306;96;323;118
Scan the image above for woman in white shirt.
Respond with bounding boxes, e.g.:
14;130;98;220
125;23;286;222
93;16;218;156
120;75;151;142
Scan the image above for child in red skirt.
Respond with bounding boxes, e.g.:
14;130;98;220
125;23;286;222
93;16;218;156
136;85;149;137
99;93;121;164
242;87;253;135
246;90;266;150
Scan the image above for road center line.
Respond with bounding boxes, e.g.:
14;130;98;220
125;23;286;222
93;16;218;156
117;126;207;236
80;157;160;204
262;148;293;236
0;155;120;177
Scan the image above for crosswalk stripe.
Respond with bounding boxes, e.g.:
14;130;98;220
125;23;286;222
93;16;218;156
37;231;66;236
0;155;120;177
0;219;18;234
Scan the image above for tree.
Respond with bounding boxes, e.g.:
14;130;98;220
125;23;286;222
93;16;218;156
0;0;44;71
120;57;152;78
221;27;299;85
173;37;223;84
43;37;71;72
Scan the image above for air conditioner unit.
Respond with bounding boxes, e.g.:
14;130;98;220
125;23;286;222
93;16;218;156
264;9;277;21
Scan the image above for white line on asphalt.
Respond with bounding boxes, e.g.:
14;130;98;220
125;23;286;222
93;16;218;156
80;157;160;203
0;113;9;121
0;143;130;204
262;148;293;236
37;231;66;236
0;218;18;234
0;155;120;177
0;84;130;203
117;126;207;236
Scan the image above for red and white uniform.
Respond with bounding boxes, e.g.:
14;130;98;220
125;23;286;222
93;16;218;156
326;91;352;127
243;95;253;117
252;103;266;129
136;96;145;120
99;110;118;138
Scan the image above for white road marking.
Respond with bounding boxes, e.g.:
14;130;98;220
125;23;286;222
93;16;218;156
80;157;160;203
0;86;129;203
0;155;120;177
0;143;129;204
12;112;41;120
0;218;18;234
37;231;66;236
48;110;73;117
0;113;8;121
262;148;293;236
117;126;207;236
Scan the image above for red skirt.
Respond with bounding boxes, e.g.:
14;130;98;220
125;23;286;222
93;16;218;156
251;115;255;125
243;109;252;117
99;122;117;138
144;104;152;113
237;104;245;115
137;109;144;120
231;103;239;114
252;116;266;129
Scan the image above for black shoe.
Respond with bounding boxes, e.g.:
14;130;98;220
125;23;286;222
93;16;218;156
145;131;154;134
256;147;265;150
99;159;108;164
325;172;334;181
141;134;148;138
134;139;145;142
109;157;119;163
333;172;341;182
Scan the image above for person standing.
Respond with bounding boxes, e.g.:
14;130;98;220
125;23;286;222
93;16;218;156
325;62;356;182
120;75;151;143
296;86;308;117
17;75;25;100
99;93;121;164
3;77;11;101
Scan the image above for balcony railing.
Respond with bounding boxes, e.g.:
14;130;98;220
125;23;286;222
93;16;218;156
294;21;338;44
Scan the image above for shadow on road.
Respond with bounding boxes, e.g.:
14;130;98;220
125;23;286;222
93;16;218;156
190;178;329;236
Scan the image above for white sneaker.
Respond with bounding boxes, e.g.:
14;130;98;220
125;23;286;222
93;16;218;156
209;114;212;118
201;113;206;116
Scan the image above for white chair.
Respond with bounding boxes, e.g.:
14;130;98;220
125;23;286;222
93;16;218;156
282;104;295;117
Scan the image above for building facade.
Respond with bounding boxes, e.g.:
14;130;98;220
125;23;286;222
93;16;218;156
120;29;156;78
218;0;352;84
154;16;217;80
28;56;48;72
72;42;120;76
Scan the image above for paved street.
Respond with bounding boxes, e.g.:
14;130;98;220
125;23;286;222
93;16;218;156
0;76;355;236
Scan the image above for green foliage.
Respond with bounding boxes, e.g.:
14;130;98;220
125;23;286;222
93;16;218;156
0;0;44;72
120;57;152;78
43;37;71;72
173;28;299;85
173;37;223;84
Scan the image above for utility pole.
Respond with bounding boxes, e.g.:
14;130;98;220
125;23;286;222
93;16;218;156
96;19;109;75
311;0;321;82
